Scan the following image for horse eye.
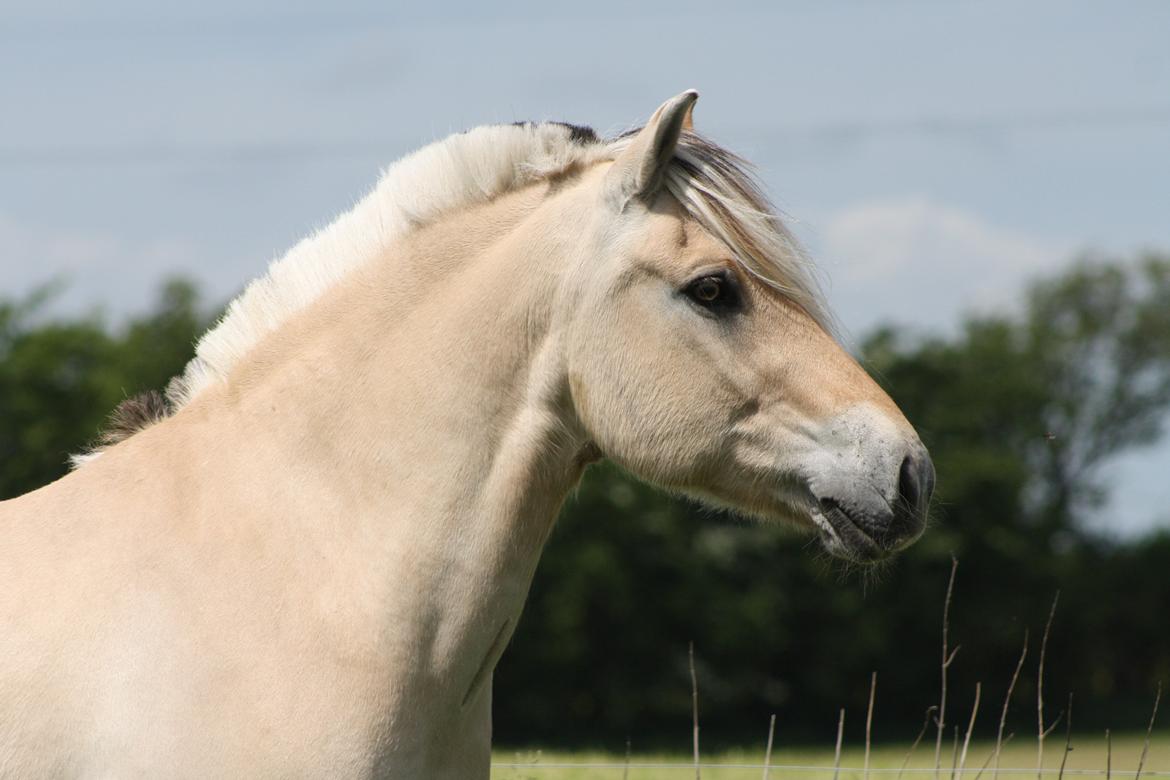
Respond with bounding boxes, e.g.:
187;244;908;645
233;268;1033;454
692;277;722;302
684;273;739;312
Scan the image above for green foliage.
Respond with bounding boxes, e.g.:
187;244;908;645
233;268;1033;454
0;279;212;499
496;253;1170;747
2;255;1169;747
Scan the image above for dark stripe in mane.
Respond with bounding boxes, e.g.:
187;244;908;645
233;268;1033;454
511;120;599;145
550;122;599;144
91;390;171;452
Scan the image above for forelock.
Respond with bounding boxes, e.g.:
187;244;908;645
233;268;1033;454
664;133;834;335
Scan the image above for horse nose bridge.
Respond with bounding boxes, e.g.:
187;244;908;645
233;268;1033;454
820;403;920;472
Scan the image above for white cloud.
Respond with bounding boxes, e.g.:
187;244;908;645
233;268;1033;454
808;197;1071;336
807;199;1169;538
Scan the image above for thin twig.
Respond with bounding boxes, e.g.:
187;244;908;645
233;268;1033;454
975;734;1016;780
936;557;961;780
1135;682;1162;780
690;641;701;780
1057;693;1073;780
763;714;776;780
951;726;960;780
972;748;999;780
1038;592;1061;780
1105;729;1111;780
866;672;878;780
623;738;631;780
834;709;846;780
959;683;983;780
899;706;939;780
996;630;1030;780
1044;711;1066;742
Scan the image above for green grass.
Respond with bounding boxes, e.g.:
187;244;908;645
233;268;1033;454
492;733;1169;779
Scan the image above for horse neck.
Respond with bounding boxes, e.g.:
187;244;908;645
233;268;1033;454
204;176;596;699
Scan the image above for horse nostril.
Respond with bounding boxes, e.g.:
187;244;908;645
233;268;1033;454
898;453;935;512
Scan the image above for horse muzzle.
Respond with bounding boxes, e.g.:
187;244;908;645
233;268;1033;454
810;451;935;564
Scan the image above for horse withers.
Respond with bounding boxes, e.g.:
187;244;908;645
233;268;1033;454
0;92;932;778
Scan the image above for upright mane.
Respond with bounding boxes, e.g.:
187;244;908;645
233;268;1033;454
72;118;829;466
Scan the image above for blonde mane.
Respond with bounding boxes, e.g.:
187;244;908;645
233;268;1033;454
74;119;829;466
164;122;613;411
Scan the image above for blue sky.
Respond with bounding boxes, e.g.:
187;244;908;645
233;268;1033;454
2;1;1169;533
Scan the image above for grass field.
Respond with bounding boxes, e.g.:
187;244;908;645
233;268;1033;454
492;733;1169;779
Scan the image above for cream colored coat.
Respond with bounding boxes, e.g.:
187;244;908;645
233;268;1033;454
0;93;931;778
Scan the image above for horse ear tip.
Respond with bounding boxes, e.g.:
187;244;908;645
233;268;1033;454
678;90;699;130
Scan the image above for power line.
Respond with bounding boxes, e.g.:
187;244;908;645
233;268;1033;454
0;143;389;167
1;107;1168;167
756;106;1170;138
487;764;1169;775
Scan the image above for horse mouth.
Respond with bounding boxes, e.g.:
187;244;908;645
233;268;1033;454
810;499;887;564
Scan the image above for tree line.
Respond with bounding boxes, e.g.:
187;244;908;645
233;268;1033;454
2;255;1168;748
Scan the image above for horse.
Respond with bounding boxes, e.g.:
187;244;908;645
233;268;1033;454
0;91;934;778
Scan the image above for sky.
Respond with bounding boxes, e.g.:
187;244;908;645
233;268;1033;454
2;0;1169;534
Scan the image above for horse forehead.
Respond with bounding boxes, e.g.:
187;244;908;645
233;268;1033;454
632;200;724;260
681;215;725;254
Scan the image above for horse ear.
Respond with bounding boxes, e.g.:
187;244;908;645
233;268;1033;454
605;90;698;210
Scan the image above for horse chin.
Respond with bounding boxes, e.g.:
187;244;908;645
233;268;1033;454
689;487;891;565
